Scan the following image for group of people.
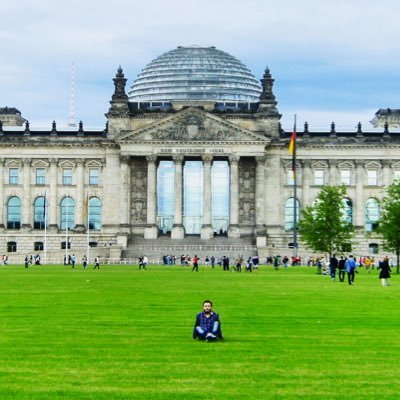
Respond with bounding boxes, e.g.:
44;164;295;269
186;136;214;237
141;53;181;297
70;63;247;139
328;254;392;286
23;254;41;268
63;254;100;269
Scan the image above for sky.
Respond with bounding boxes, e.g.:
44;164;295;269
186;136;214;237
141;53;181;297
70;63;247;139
1;0;400;131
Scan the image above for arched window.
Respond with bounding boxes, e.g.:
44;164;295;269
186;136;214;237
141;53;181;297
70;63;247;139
34;196;47;229
60;196;75;230
365;198;380;232
285;197;300;231
7;196;21;229
342;198;353;224
88;197;102;230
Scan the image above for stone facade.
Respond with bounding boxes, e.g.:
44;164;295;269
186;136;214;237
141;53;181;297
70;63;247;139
1;66;399;263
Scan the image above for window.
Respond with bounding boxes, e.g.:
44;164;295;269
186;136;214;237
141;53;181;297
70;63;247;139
63;168;72;185
7;196;21;229
7;241;17;252
60;196;75;230
89;241;98;247
61;241;71;250
394;170;400;181
365;198;380;232
367;170;378;186
9;168;19;185
369;243;379;254
36;168;46;185
340;169;351;186
285;197;300;231
314;169;324;185
89;168;99;185
212;161;229;233
33;196;47;229
287;169;294;185
88;197;102;230
341;198;353;224
34;241;44;251
157;161;174;234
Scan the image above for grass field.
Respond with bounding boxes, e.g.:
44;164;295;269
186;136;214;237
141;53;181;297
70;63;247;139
0;264;399;399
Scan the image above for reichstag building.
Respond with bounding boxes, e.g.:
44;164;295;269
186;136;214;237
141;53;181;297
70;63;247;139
1;45;399;261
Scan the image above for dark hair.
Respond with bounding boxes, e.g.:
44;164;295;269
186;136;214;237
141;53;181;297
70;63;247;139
203;300;213;306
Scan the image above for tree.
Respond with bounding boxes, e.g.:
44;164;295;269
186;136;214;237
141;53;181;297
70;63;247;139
377;180;400;274
297;185;354;259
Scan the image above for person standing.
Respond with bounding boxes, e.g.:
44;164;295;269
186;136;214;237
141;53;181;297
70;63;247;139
82;255;87;269
329;254;339;281
345;255;357;285
94;256;100;269
210;255;215;269
24;255;29;268
71;254;76;269
378;257;391;286
142;255;148;270
192;255;199;272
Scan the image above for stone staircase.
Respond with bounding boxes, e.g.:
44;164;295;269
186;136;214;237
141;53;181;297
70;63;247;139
122;236;257;262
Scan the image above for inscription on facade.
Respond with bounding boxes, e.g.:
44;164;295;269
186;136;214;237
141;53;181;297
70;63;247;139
158;148;226;154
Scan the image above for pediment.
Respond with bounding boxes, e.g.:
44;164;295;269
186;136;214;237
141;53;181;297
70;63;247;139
85;160;103;168
117;107;270;144
311;161;328;168
32;159;50;168
58;160;76;168
365;161;381;169
5;159;22;167
338;161;354;169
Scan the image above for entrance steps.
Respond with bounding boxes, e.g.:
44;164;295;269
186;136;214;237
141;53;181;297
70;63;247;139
122;236;257;261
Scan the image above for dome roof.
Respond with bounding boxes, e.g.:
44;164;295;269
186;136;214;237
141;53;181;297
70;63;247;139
128;46;262;103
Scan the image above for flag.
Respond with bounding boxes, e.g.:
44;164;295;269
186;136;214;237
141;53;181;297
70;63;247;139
288;123;297;177
83;192;89;218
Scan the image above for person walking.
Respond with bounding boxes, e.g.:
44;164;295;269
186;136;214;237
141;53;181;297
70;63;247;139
345;255;357;285
24;255;29;268
338;256;346;282
82;255;87;269
378;257;391;286
192;255;199;272
93;256;100;269
329;254;339;281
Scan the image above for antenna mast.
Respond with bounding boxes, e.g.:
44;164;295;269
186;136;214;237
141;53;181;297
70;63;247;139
68;62;77;127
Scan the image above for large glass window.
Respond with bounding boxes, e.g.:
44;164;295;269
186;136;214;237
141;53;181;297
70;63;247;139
285;197;300;231
88;197;102;230
60;196;75;230
89;168;99;186
340;169;351;186
342;198;353;224
33;196;47;229
314;169;324;185
157;161;174;234
287;169;294;185
365;198;380;232
9;168;19;185
36;168;46;185
212;161;229;234
184;161;203;234
7;196;21;229
63;168;72;185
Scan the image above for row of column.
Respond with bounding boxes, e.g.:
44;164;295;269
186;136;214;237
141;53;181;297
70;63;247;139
141;154;266;240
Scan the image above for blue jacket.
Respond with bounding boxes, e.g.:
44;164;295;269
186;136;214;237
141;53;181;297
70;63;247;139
345;257;356;273
193;311;223;339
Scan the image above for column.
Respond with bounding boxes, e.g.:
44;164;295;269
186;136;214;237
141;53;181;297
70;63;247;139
144;155;158;239
120;156;131;227
228;155;240;238
201;155;213;239
382;160;391;187
0;158;4;228
255;156;266;233
171;155;185;239
22;158;32;229
49;158;58;230
355;160;364;229
302;159;311;206
75;159;85;231
329;160;339;186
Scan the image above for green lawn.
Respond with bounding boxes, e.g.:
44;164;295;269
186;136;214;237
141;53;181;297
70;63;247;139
0;264;398;399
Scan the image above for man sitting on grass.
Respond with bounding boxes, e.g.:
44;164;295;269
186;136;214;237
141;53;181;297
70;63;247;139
193;300;223;341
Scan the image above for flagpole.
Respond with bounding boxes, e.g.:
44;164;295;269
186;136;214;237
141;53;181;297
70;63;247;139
86;192;90;264
292;115;298;260
44;192;47;265
65;186;69;263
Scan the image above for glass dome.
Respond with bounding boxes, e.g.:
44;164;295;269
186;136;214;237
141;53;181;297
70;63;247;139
128;46;262;103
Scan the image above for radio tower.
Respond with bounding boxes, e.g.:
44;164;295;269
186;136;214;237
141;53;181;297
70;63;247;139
68;62;77;127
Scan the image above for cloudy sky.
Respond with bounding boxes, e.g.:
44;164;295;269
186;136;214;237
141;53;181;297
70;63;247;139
1;0;400;131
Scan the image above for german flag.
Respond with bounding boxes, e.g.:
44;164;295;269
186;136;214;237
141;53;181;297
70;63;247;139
288;123;297;177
